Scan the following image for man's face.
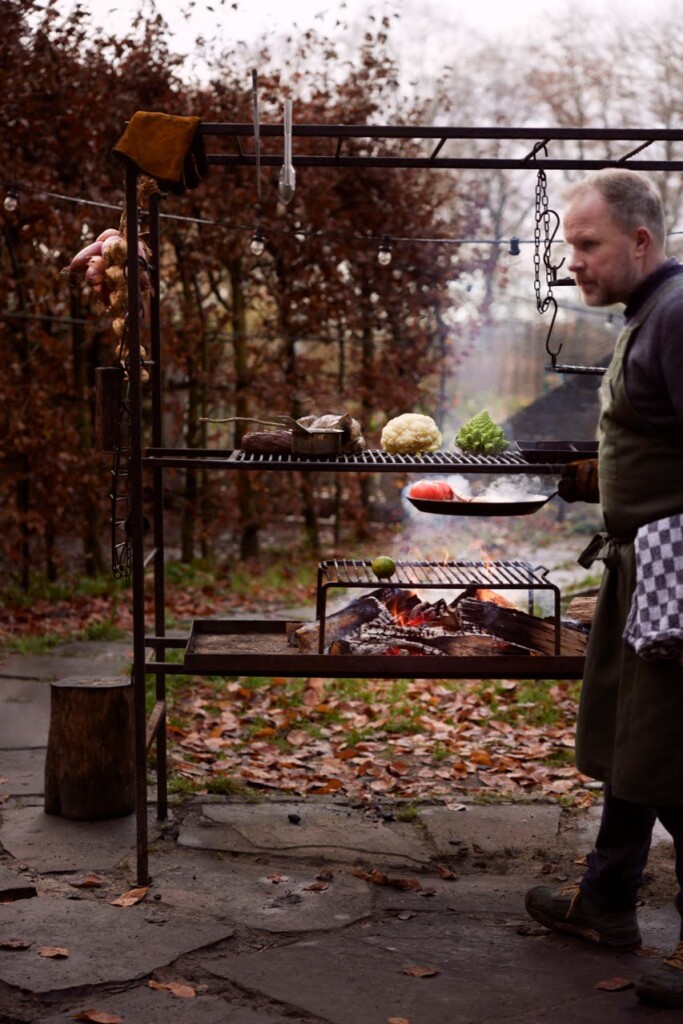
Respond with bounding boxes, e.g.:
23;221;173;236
563;189;643;306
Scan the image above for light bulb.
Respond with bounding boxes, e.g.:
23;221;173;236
250;227;265;256
377;236;392;266
3;189;18;213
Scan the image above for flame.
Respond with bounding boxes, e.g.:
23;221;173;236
473;588;516;609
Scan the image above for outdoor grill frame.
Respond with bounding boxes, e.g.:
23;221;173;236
121;122;683;883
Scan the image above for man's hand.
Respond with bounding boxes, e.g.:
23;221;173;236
558;458;600;503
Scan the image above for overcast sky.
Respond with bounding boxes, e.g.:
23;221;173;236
67;0;673;60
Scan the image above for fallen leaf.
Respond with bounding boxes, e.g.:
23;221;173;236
396;912;415;921
266;873;288;884
436;865;459;880
633;946;664;958
595;977;634;991
110;886;149;907
304;881;329;892
69;874;105;889
73;1011;124;1023
387;1018;411;1024
316;868;334;881
149;979;196;998
573;855;588;866
401;965;440;978
39;947;69;958
1;939;32;950
353;869;422;891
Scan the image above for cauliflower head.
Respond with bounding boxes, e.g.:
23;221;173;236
380;413;442;454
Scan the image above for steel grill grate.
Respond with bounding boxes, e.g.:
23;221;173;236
143;447;558;474
319;558;551;589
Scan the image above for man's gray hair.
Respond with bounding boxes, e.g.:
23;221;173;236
565;168;666;247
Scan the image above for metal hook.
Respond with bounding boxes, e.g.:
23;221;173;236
542;297;562;365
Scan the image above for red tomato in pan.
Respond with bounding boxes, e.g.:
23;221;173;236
409;480;454;500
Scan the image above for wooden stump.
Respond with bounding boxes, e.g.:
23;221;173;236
44;677;135;820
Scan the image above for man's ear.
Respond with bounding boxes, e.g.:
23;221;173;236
633;225;652;257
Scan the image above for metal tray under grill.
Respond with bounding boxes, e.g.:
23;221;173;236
181;618;584;679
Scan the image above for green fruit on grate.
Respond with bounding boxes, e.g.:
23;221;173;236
371;555;396;579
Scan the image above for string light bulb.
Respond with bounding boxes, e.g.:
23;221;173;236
377;235;392;266
3;187;18;213
509;236;520;256
250;226;266;256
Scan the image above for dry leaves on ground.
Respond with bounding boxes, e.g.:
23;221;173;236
167;674;596;806
69;874;105;889
401;965;440;978
1;939;32;950
110;886;149;907
149;979;196;998
353;869;424;891
595;977;634;991
39;947;69;958
73;1011;124;1023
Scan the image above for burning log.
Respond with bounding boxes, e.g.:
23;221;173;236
455;597;588;656
329;623;523;657
291;593;395;653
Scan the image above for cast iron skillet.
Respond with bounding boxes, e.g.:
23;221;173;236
407;492;558;516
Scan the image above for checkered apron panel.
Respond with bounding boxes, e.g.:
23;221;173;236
623;513;683;664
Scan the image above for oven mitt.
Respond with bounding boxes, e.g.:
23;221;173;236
558;458;600;503
113;112;208;195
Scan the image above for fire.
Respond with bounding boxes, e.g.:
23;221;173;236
473;588;516;609
386;591;434;628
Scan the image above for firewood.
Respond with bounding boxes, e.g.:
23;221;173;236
292;594;393;653
564;595;597;626
330;623;526;657
455;598;588;656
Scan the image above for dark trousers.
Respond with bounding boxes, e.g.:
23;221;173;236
580;784;683;937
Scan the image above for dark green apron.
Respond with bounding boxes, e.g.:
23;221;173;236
575;278;683;805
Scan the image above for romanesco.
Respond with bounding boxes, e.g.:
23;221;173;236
455;410;508;455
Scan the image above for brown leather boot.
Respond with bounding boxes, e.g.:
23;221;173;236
525;884;641;951
636;940;683;1008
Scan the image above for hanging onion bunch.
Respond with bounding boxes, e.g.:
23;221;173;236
67;228;152;382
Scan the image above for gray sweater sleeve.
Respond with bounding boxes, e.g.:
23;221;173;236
625;287;683;430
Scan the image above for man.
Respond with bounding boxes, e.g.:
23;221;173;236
524;168;683;1009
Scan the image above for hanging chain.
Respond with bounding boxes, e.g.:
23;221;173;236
533;168;562;364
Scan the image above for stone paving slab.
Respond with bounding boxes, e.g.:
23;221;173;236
0;746;45;798
0;806;154;873
204;908;672;1024
0;896;234;993
0;679;51;748
420;803;562;859
0;647;131;682
0;861;37;900
151;848;372;933
179;803;432;868
38;987;290;1024
575;804;675;852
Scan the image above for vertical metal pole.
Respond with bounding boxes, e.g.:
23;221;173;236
148;192;167;821
125;165;149;886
